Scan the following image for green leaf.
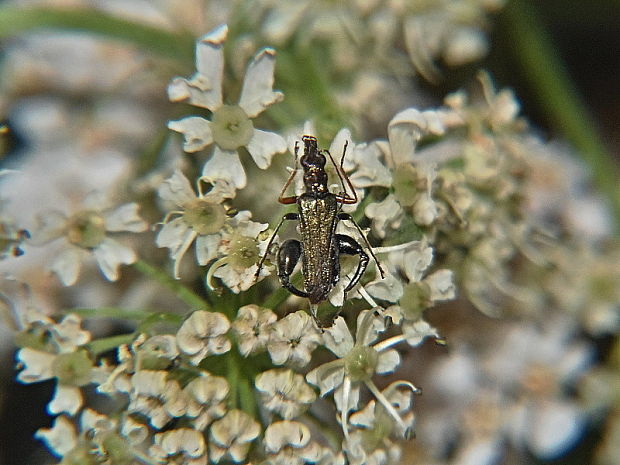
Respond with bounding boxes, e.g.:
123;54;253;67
0;7;195;62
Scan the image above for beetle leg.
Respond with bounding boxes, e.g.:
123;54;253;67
255;212;299;279
336;234;369;293
338;213;385;278
277;239;309;298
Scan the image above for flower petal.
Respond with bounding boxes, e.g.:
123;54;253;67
158;170;198;206
48;384;83;416
168;117;214;153
246;129;287;169
93;238;136;281
238;48;284;118
167;25;226;111
35;416;77;458
195;234;220;266
17;348;55;383
104;203;147;232
201;146;246;190
376;349;400;374
51;246;82;286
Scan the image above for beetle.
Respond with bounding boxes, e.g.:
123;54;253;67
256;135;384;326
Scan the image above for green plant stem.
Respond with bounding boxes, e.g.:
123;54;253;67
0;7;194;62
87;333;135;356
132;259;209;310
65;307;154;320
502;0;620;231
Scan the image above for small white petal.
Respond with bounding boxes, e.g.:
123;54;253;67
195;234;220;266
402;319;439;347
239;48;284;118
32;210;67;245
306;360;345;397
202;146;246;190
246;129;287;169
403;244;433;283
158;170;198;206
376;349;400;374
51;246;82;286
365;273;404;303
93;238;136;281
264;421;311;453
17;348;55;383
157;217;193;256
168;117;214;153
104;203;147;232
167;26;226;110
322;317;355;358
425;269;456;302
48;384;83;416
35;416;77;457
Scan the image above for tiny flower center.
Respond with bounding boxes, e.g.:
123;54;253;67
400;282;432;320
182;199;227;235
67;211;106;249
52;350;93;386
211;104;254;150
345;345;379;382
101;433;134;464
62;443;97;465
361;415;393;452
228;234;259;269
393;164;420;207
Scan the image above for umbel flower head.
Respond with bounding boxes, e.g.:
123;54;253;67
168;24;287;192
31;191;147;285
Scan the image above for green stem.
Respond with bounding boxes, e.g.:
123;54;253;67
501;0;620;230
226;352;240;411
86;333;135;356
238;368;257;418
132;259;209;310
64;307;153;320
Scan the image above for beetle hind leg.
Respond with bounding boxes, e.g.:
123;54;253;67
277;239;309;299
336;234;369;293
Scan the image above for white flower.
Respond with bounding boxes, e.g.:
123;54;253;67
185;373;229;430
366;240;455;323
264;420;322;465
255;369;316;419
31;193;147;285
168;24;286;191
128;370;187;429
209;409;260;463
176;311;231;365
267;311;322;367
231;304;278;356
150;428;208;465
344;384;416;464
156;169;234;278
206;211;271;293
306;310;415;438
35;415;77;458
16;314;94;416
364;194;403;238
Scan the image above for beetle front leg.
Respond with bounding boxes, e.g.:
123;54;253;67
336;234;369;293
255;212;299;279
277;239;310;299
